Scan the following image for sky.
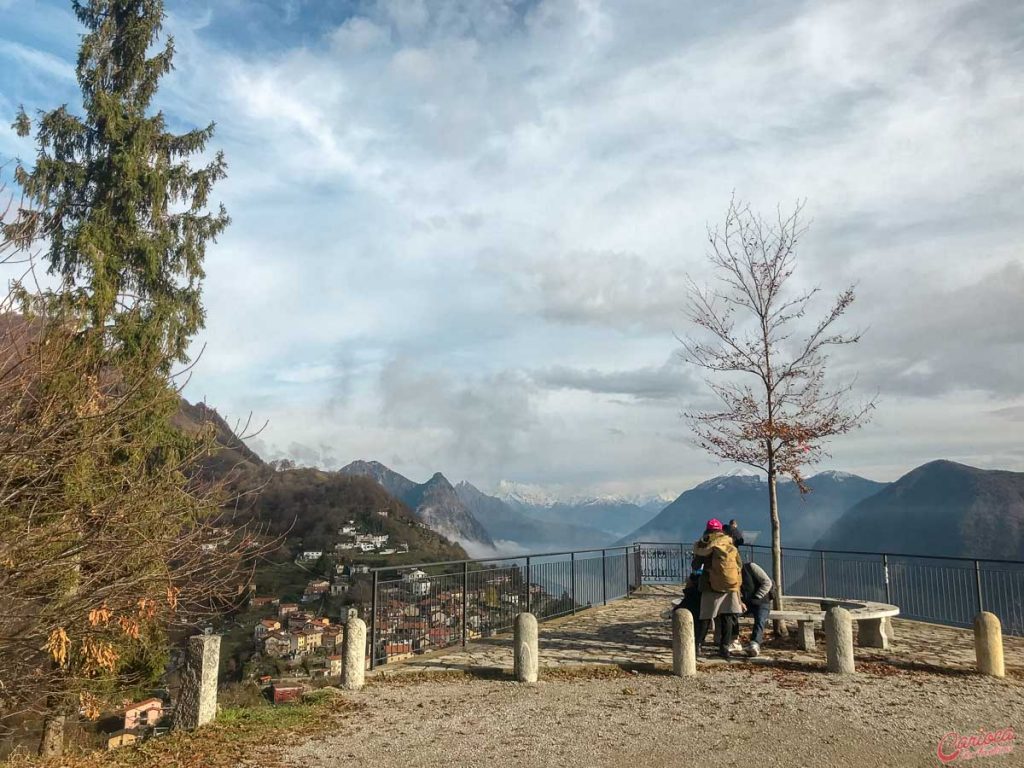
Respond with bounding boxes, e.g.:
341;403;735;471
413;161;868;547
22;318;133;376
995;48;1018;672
2;0;1023;498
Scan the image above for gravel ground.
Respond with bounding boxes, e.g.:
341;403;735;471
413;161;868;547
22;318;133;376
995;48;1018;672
282;665;1024;768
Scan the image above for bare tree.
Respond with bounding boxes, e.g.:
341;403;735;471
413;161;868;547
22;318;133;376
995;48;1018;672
0;190;267;750
680;197;875;612
0;292;267;752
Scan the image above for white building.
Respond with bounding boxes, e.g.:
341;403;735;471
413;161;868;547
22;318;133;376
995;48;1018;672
403;569;430;597
299;550;323;561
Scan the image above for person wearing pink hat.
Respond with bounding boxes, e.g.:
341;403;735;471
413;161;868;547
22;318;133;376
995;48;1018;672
691;518;744;659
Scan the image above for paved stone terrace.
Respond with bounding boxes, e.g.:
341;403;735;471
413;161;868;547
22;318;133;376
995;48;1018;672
370;585;1024;677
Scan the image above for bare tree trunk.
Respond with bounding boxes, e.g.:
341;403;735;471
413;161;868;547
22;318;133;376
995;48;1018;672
768;462;788;637
769;469;782;602
38;711;65;758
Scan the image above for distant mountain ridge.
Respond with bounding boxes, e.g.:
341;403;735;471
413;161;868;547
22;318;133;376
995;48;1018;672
339;461;495;551
621;470;888;549
813;460;1024;560
174;400;467;578
455;481;617;551
494;480;671;511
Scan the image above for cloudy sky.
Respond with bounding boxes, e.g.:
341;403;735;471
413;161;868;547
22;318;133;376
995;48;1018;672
2;0;1022;497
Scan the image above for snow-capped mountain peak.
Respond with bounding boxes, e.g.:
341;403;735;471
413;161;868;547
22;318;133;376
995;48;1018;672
494;482;674;509
813;470;856;482
493;480;558;508
695;467;765;490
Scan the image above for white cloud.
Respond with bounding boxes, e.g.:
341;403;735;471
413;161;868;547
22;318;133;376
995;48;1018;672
4;0;1023;493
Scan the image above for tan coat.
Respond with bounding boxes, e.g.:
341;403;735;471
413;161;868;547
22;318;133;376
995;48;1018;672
693;531;742;593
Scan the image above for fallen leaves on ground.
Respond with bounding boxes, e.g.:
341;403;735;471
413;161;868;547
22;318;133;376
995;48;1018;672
10;695;364;768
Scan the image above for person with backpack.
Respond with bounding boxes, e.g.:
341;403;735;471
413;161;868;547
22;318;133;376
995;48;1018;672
691;518;743;659
739;560;774;657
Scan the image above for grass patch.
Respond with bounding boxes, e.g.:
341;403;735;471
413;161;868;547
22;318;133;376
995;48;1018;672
10;693;362;768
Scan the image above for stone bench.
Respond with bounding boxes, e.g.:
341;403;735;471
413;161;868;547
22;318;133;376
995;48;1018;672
774;597;900;651
668;596;900;652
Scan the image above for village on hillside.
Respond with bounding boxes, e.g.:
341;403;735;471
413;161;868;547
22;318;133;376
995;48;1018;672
225;517;571;703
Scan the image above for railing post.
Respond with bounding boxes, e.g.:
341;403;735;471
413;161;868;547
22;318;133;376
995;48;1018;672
679;543;686;585
369;570;378;670
820;550;827;598
601;549;607;605
974;559;984;613
883;554;891;604
630;544;638;593
462;561;469;647
570;552;576;614
525;556;532;614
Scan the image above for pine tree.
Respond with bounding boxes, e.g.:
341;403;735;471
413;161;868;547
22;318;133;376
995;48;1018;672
2;2;242;757
10;0;228;370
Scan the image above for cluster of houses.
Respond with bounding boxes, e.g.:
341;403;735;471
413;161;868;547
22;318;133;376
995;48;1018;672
255;601;344;663
245;519;565;677
298;521;410;563
370;569;551;665
247;566;527;671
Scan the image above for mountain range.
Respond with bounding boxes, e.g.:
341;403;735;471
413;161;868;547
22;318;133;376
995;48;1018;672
623;470;888;549
455;481;618;552
338;460;495;552
173;401;469;597
497;483;666;539
812;460;1024;560
180;399;1024;564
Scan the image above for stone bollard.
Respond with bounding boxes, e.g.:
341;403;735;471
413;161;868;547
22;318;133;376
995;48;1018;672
824;607;855;674
342;609;367;691
671;609;697;676
974;612;1005;678
514;612;539;683
174;634;220;730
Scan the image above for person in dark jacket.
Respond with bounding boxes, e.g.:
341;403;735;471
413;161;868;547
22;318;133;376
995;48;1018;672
739;560;773;657
725;519;745;546
672;569;704;652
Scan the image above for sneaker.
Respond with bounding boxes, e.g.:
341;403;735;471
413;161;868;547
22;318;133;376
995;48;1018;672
728;640;744;653
746;641;760;658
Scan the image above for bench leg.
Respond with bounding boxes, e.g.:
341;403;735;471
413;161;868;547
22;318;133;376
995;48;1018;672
858;618;889;649
797;620;815;651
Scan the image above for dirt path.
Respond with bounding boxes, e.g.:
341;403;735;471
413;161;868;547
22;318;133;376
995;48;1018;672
282;665;1023;768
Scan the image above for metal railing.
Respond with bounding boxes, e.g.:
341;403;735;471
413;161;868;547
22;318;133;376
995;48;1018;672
367;546;643;668
635;541;1024;637
363;541;1024;668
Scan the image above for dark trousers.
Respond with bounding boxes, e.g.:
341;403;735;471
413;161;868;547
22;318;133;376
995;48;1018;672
747;602;771;645
697;614;738;653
